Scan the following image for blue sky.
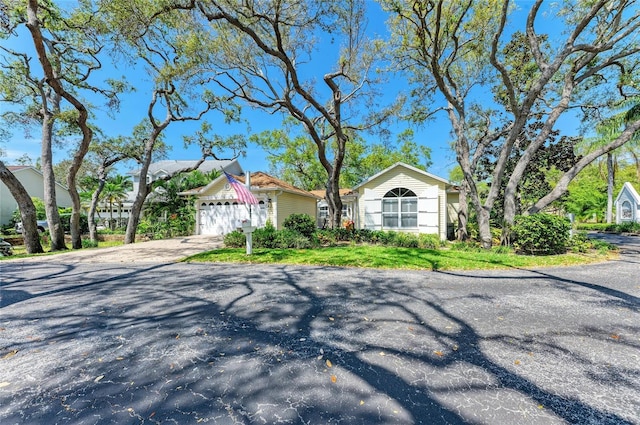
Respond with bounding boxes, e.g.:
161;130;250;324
1;1;584;182
0;1;462;180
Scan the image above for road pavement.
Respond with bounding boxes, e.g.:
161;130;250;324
0;234;638;424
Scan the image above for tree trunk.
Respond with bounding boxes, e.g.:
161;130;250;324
40;110;67;251
606;152;614;224
88;170;106;243
529;119;640;214
0;161;44;254
456;181;469;241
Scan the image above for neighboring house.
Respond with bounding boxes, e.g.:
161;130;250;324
182;171;320;236
0;165;72;225
351;162;458;240
310;189;358;228
615;182;640;224
97;159;245;224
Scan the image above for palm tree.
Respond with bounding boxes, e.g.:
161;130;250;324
101;175;131;230
594;99;640;223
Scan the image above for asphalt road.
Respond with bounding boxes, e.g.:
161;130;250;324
0;235;639;424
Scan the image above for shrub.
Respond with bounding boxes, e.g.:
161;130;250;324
316;229;338;246
418;233;441;249
224;230;245;248
274;229;314;249
617;222;640;233
512;214;570;255
82;239;99;249
283;213;316;238
253;221;277;248
393;232;420;248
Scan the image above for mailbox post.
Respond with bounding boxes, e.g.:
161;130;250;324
241;221;257;255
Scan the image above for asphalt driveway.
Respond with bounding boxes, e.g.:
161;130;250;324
0;235;638;424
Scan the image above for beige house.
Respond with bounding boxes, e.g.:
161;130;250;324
0;166;72;225
351;162;458;240
183;171;320;236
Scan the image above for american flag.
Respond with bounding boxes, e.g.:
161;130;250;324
224;171;259;205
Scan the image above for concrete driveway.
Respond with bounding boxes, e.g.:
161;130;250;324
7;235;224;264
0;235;638;424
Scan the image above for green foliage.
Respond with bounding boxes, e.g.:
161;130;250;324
58;210;89;234
253;221;278;248
512;214;570;255
283;213;316;238
274;229;314;249
418;233;442;249
223;230;245;248
12;197;46;223
82;238;99;248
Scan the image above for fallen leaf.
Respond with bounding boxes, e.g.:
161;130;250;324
149;412;156;418
514;359;521;365
116;357;124;361
379;351;386;356
610;334;620;340
328;317;335;321
0;382;10;388
408;326;415;332
330;375;337;383
326;359;332;368
452;345;459;351
175;334;180;339
94;375;104;383
433;350;444;357
359;400;365;406
2;350;18;360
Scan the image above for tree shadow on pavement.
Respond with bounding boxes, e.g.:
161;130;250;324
0;262;637;424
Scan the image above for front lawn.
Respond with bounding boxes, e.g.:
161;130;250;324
185;245;616;271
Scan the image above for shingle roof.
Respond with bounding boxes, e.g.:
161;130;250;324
129;159;239;176
235;172;320;199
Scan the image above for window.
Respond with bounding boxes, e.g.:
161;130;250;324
382;188;417;228
621;200;632;219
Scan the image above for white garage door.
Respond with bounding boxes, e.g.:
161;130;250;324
199;201;267;236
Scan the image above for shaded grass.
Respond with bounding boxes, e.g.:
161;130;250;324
1;239;124;260
184;245;616;271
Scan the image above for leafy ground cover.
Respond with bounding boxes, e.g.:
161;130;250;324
185;245;616;271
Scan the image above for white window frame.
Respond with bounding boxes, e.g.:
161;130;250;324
382;188;418;229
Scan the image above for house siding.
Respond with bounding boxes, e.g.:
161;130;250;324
275;192;317;229
0;168;72;225
356;167;448;239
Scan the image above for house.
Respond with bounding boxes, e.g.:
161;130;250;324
615;182;640;224
351;162;458;240
96;159;245;225
310;189;358;228
0;166;72;225
182;171;320;236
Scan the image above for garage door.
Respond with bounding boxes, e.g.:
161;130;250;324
199;201;267;236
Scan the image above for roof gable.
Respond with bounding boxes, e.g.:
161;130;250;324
616;182;640;204
181;171;320;200
353;162;449;191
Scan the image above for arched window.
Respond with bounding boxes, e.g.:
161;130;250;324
208;202;215;207
382;188;417;228
201;203;207;208
621;200;632;219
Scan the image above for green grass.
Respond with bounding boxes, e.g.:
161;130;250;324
184;245;616;271
1;239;124;259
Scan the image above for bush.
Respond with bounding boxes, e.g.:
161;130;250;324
224;230;245;248
283;213;316;238
82;238;99;248
512;214;570;255
253;221;277;248
392;232;419;248
616;222;640;233
274;229;314;249
418;233;441;249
